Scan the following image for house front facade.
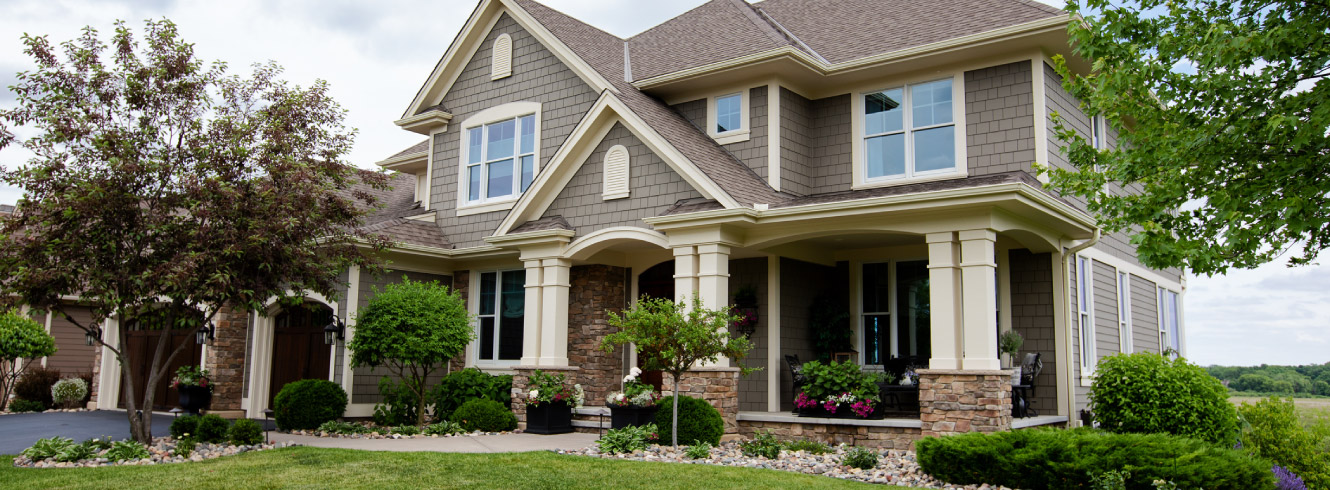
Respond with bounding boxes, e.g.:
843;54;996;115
80;0;1185;448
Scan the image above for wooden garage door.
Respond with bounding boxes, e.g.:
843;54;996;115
269;302;333;406
120;307;204;411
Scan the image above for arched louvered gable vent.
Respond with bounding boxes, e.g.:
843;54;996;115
491;33;512;80
602;145;630;200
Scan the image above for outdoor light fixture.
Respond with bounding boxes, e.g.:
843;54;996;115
324;317;345;345
85;326;101;346
195;323;215;345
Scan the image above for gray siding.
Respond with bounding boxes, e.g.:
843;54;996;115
779;87;813;196
428;13;600;249
1130;274;1161;354
331;268;350;386
810;94;853;193
964;60;1036;177
670;87;769;181
1093;260;1120;362
777;258;835;411
45;306;96;375
539;123;704;235
1008;249;1057;415
349;269;452;404
731;258;768;412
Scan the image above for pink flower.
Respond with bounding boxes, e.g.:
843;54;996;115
823;399;839;413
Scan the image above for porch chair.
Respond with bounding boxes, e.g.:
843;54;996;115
785;355;806;394
1013;352;1043;417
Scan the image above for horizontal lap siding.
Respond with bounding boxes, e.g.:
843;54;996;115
46;306;96;375
1131;275;1161;354
349;270;452;405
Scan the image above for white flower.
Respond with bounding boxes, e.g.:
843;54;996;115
629;367;642;377
529;389;539;400
623;374;635;384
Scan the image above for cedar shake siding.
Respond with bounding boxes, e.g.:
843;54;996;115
539;123;704;235
1008;249;1058;417
779;87;814;196
777;258;841;411
350;269;452;404
810;94;854;193
730;258;769;412
964;60;1036;177
428;13;600;249
670;87;770;182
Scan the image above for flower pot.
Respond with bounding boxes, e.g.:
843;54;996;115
525;401;573;434
609;404;659;429
178;385;212;416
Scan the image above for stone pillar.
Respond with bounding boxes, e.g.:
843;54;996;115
566;265;627;409
89;340;102;409
917;369;1013;437
539;258;571;367
205;303;248;411
926;232;963;370
959;229;1001;370
661;367;740;434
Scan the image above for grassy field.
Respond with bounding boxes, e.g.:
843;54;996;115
0;447;911;490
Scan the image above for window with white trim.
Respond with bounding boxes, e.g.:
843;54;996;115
1076;255;1096;374
476;270;524;363
716;93;742;133
462;114;536;205
1158;287;1181;357
862;78;959;182
1118;271;1132;354
1091;114;1106;150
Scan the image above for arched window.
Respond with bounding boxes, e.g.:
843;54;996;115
491;33;512;80
602;144;630;200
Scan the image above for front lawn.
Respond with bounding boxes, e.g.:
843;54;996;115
0;447;907;489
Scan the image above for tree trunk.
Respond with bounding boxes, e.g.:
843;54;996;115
671;372;681;448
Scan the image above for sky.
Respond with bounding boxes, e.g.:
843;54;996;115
0;0;1325;368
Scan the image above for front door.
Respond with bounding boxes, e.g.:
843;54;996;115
635;261;675;391
269;302;333;406
120;307;204;410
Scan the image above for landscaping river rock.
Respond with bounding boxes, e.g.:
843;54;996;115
559;442;1012;489
13;438;297;468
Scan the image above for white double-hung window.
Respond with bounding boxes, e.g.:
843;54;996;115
1118;271;1132;354
457;102;541;214
1076;255;1096;377
861;77;961;184
1158;287;1181;357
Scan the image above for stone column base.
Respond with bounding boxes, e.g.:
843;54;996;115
661;367;740;434
205;304;248;411
917;369;1013;437
511;366;580;430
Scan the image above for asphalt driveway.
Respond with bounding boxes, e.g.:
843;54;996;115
0;410;174;454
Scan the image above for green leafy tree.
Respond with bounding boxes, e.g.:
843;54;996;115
0;20;390;442
1044;0;1330;274
0;309;57;411
348;279;473;427
601;295;756;448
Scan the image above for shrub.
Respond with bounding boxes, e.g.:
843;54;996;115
1089;352;1237;446
842;446;880;470
797;360;880;401
1238;397;1330;489
653;395;723;446
104;440;150;462
80;436;113;451
14;366;61;409
451;398;516;433
317;420;370;434
429;368;512;422
21;436;74;460
740;430;783;459
195;414;230;443
785;439;832;454
8;398;44;412
175;437;196;458
916;427;1275;490
0;310;57;411
170;415;200;439
684;442;712;459
372;377;420;427
228;419;264;446
51;378;88;408
597;423;658;454
54;442;94;462
272;379;348;431
424;421;465;436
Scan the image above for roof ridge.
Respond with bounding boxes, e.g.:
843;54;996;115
749;2;829;64
727;0;791;48
519;0;625;41
626;0;726;41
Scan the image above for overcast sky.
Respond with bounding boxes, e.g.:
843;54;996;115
1;0;1325;368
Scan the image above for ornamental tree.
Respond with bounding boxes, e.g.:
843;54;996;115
601;295;755;448
1043;0;1330;275
0;309;57;411
0;20;391;442
348;279;474;427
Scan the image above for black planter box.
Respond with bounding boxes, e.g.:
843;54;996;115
178;385;212;416
609;404;659;429
525;401;573;434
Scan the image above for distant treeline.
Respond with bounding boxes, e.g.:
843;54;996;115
1207;363;1330;396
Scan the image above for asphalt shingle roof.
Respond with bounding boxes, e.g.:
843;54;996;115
387;140;430;160
626;0;792;80
510;215;573;233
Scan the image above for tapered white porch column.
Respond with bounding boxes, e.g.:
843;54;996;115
673;246;698;305
538;258;572;367
672;242;732;368
926;232;963;370
520;260;544;366
959;229;1001;370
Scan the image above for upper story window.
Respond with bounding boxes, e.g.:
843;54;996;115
457;102;541;215
1091;115;1106;150
707;90;750;144
862;78;959;182
1076;255;1096;376
1117;271;1132;354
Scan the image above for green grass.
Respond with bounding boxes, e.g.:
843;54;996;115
0;447;910;489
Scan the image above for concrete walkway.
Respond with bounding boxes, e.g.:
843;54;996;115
276;431;600;453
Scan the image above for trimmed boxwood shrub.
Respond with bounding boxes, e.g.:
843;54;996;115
916;428;1275;490
654;395;723;446
8;398;44;413
195;414;230;443
272;379;348;431
170;415;200;439
428;368;513;422
228;418;265;446
451;398;516;432
15;366;61;409
1089;352;1237;446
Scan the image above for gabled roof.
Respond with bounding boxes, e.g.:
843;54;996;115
339;172;453;250
626;0;794;80
510;215;573;234
360;218;452;249
388;140;429;160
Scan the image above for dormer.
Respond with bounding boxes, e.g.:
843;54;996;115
376;142;431;207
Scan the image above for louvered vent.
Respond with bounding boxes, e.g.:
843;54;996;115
491;34;512;80
602;145;630;200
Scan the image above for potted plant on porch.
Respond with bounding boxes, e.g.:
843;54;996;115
523;370;581;434
171;365;212;416
791;360;883;419
999;330;1024;385
606;367;661;429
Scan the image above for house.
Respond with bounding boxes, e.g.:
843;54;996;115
79;0;1185;448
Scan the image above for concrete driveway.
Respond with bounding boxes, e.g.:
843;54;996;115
0;410;174;454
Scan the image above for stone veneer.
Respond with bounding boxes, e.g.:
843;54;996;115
88;344;102;408
204;304;248;411
662;368;741;434
737;421;921;450
917;369;1013;436
567;265;627;408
